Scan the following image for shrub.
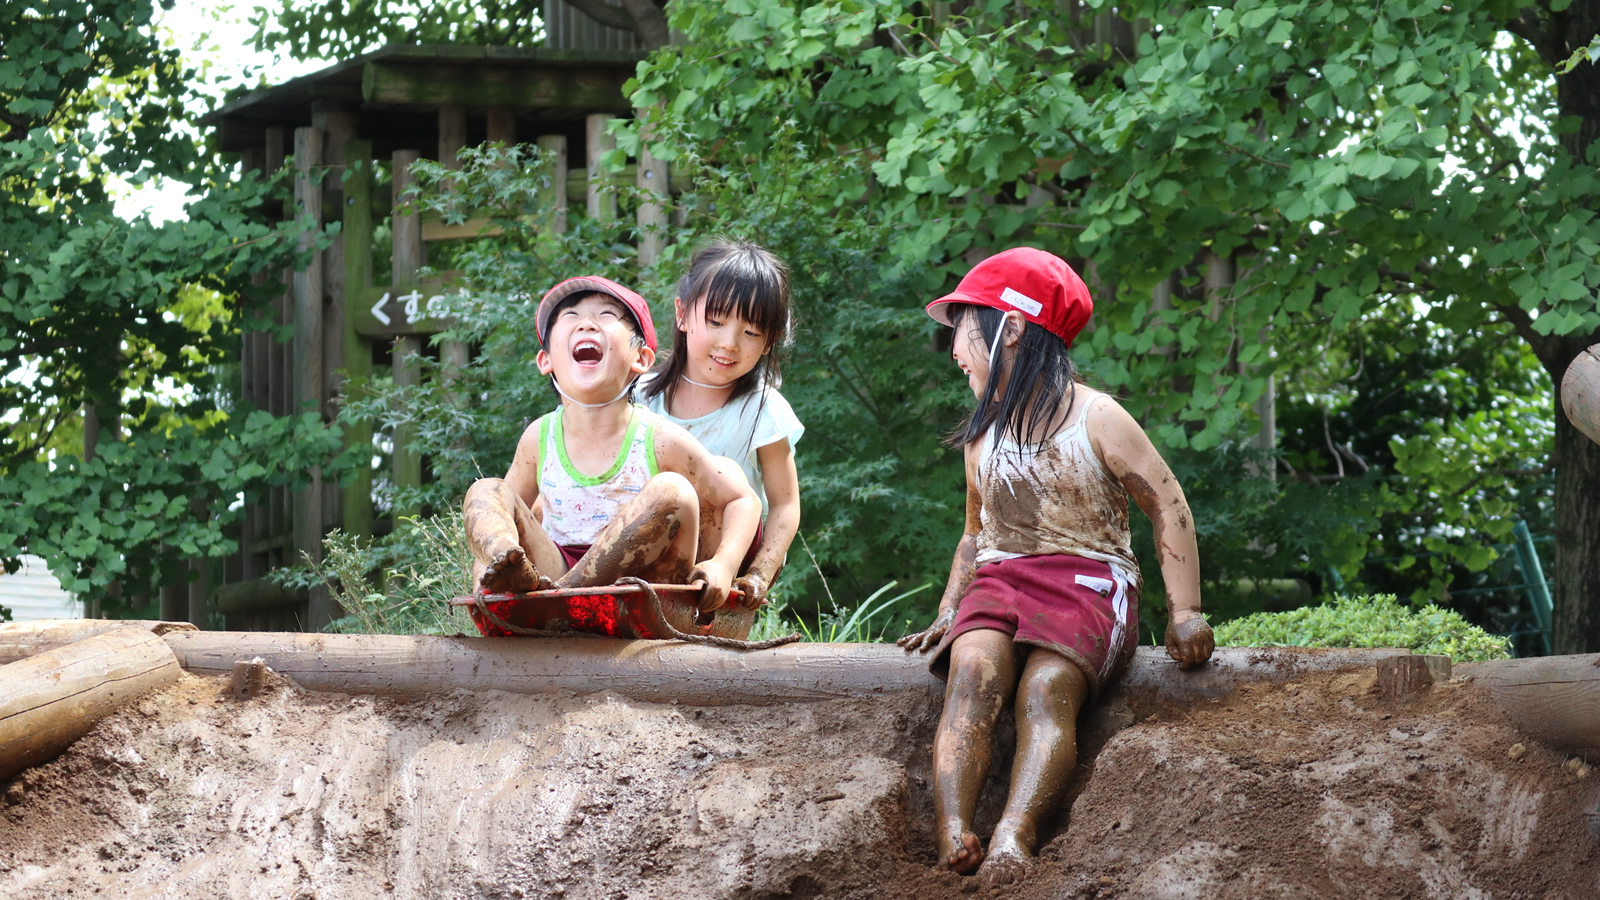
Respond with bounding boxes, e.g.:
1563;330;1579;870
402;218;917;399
1212;593;1512;662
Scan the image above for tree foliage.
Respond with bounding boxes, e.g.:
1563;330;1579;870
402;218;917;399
619;0;1599;646
0;0;347;605
245;0;1599;645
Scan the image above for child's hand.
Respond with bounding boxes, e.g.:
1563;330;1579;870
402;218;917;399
690;558;737;612
898;608;957;653
1165;610;1214;669
732;571;769;610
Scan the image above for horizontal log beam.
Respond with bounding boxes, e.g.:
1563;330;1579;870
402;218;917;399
0;619;196;666
362;62;632;111
1458;654;1600;760
163;632;1418;708
210;577;307;616
0;627;182;781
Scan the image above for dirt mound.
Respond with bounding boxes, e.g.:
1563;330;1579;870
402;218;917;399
1;665;1596;899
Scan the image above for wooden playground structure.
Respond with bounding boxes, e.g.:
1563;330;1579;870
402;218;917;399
181;36;682;632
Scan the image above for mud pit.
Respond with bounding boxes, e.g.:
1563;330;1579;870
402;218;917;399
2;664;1597;899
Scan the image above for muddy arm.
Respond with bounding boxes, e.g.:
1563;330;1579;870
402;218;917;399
1089;400;1213;668
900;449;982;652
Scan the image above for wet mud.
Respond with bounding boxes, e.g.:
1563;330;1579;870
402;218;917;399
2;666;1597;899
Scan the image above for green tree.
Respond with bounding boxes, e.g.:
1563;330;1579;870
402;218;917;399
0;0;346;606
618;0;1600;651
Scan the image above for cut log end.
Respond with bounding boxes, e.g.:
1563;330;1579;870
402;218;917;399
1377;654;1452;700
229;657;272;701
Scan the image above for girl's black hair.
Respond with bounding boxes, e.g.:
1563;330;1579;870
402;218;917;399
641;238;792;411
944;304;1080;450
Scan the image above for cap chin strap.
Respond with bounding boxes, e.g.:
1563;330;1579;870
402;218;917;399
680;373;734;390
550;377;631;409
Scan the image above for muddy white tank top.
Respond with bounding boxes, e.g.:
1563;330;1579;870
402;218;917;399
538;404;660;546
974;394;1140;587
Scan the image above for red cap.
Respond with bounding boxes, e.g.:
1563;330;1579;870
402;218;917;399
924;248;1093;346
535;276;658;352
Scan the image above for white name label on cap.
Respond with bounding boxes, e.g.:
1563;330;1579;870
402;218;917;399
1000;287;1042;316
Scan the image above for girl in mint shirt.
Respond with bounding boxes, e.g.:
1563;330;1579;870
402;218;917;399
640;239;802;608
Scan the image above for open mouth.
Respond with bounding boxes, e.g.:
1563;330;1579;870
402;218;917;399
573;339;605;365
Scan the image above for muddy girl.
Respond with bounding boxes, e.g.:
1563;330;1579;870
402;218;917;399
461;276;760;612
900;247;1216;886
639;239;804;608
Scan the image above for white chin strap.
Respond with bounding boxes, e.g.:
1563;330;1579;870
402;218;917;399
985;319;1006;374
551;377;631;409
680;373;734;389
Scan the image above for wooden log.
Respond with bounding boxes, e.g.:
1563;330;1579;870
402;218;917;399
163;633;1414;708
1561;344;1600;446
0;628;182;781
0;620;197;666
210;577;307;616
1377;654;1451;700
1458;654;1600;760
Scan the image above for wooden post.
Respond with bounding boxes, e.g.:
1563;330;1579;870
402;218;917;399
186;555;209;630
341;139;375;540
314;105;356;554
159;581;184;624
239;146;268;584
266;127;289;544
0;628;181;781
586;113;617;223
636;120;668;267
392;149;424;522
537;134;568;234
1151;273;1176;363
486;107;516;147
438;104;467;168
293;126;329;628
436;109;472;396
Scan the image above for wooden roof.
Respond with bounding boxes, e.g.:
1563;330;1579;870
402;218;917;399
204;44;645;154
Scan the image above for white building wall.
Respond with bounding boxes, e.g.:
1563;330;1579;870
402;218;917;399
0;555;82;622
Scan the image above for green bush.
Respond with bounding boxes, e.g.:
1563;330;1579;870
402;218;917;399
273;512;476;636
1212;593;1512;662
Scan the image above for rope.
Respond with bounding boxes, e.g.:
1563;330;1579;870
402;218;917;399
616;576;802;650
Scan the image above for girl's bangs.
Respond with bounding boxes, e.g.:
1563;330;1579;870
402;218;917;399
693;258;789;345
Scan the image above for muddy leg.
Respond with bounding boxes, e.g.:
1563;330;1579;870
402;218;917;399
977;649;1089;888
695;456;742;566
558;472;699;589
933;628;1019;875
463;478;567;593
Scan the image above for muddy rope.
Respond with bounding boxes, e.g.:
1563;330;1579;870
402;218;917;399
615;577;802;650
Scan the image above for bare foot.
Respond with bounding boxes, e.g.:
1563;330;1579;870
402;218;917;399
479;544;539;594
943;829;984;875
976;839;1030;888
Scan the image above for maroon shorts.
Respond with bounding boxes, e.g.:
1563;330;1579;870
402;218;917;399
557;524;764;577
929;554;1140;697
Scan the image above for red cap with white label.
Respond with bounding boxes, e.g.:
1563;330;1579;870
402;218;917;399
924;247;1093;346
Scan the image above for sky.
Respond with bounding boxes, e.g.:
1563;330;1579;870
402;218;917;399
111;1;327;223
